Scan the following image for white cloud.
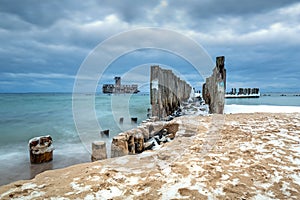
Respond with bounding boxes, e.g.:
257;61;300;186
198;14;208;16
278;2;300;16
2;72;75;79
185;21;300;47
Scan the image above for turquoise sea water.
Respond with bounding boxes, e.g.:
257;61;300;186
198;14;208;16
0;92;299;186
0;93;150;186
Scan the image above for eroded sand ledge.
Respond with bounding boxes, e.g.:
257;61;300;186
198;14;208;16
1;113;300;199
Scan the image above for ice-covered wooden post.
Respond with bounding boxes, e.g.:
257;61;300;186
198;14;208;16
111;134;129;158
29;135;54;164
91;141;107;161
202;56;226;114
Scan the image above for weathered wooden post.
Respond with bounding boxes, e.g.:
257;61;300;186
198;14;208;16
134;132;144;153
91;141;107;161
29;135;54;164
128;135;135;154
150;65;160;118
202;56;226;114
100;129;109;138
111;134;129;158
131;117;138;124
147;108;151;118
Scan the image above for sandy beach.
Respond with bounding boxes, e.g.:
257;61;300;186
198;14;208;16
0;108;299;199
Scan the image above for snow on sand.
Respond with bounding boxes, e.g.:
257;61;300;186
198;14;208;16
225;104;300;114
0;112;300;199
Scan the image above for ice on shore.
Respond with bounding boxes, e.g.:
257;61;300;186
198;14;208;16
225;104;300;114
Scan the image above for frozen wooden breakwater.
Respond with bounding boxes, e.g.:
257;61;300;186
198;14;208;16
150;59;226;116
150;65;192;120
111;117;179;158
110;60;226;158
110;65;192;158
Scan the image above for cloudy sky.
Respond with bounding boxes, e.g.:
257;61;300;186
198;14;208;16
0;0;299;93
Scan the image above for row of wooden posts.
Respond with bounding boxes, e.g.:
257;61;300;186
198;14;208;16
119;117;138;125
93;117;139;161
29;57;226;164
29;117;140;164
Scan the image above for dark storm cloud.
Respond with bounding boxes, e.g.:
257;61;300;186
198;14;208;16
0;0;158;28
0;0;298;29
0;0;70;27
94;0;160;23
171;0;299;17
0;0;299;92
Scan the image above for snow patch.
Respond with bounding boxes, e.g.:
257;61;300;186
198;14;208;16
281;181;291;197
212;187;225;196
225;105;300;114
290;173;300;186
267;139;285;148
221;174;230;180
50;197;70;200
112;157;129;165
64;192;74;196
95;186;122;199
250;193;275;200
0;188;17;199
132;187;150;196
21;183;37;190
88;175;100;182
254;181;272;189
159;178;191;199
272;170;283;183
70;182;91;194
84;194;95;200
126;176;139;185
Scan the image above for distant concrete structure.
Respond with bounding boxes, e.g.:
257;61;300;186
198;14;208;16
102;77;139;94
150;65;192;119
226;88;260;98
202;56;226;114
114;76;121;87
